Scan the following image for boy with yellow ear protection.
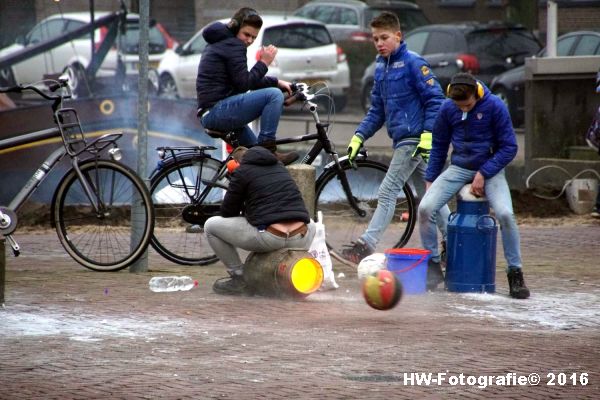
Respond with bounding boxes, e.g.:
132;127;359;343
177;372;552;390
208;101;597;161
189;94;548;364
342;12;450;290
419;72;530;299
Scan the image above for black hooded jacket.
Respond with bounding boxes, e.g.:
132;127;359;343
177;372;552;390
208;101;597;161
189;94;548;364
196;22;278;110
220;147;310;227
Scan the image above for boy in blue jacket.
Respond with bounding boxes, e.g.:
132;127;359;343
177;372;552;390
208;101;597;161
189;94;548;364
418;73;530;299
342;12;449;289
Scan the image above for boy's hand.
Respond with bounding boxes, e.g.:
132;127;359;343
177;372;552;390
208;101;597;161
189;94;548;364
412;131;432;162
347;135;363;164
259;45;278;66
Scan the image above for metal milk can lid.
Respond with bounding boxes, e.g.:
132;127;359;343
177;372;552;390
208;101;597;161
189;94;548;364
458;184;488;202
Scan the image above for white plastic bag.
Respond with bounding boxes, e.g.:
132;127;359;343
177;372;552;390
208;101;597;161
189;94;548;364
308;211;339;290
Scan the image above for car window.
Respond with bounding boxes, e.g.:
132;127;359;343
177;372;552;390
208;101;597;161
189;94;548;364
338;8;359;26
262;24;332;49
467;29;540;59
188;34;207;54
424;31;457;54
368;9;429;33
404;31;428;53
119;24;166;54
573;34;600;55
556;35;577;56
65;20;85;33
305;5;338;25
27;19;65;44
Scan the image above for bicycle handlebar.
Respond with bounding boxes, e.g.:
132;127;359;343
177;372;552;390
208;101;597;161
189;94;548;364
284;82;315;107
0;77;71;101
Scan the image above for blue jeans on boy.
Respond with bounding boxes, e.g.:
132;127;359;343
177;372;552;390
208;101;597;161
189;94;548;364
200;87;284;146
360;145;450;256
418;165;522;269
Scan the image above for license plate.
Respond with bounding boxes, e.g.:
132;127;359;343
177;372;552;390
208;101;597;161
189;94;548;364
303;78;329;87
134;61;159;71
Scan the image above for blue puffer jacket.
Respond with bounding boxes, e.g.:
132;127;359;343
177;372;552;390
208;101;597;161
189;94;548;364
356;42;444;148
425;83;518;182
196;22;278;110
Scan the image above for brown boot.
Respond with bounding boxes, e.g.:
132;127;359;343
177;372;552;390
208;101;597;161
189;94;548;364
258;141;299;165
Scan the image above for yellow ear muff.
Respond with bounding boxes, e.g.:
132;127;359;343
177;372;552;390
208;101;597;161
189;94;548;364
476;82;483;99
447;81;484;99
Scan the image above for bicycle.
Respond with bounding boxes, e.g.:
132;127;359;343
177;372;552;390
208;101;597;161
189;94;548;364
148;82;417;265
0;79;154;271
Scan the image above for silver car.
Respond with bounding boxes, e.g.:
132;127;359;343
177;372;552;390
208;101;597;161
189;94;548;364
0;12;167;97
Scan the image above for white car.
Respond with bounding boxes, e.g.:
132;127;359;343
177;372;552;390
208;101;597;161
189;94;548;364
157;15;350;111
0;12;168;97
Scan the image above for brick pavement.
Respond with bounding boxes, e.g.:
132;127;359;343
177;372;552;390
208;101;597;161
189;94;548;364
1;218;599;399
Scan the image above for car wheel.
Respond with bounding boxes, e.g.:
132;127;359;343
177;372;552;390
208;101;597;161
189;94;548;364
0;67;16;86
361;80;373;113
159;74;179;99
65;64;89;99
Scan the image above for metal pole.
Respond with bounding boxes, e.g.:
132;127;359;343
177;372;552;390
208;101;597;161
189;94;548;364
130;0;150;273
546;1;558;58
1;238;5;307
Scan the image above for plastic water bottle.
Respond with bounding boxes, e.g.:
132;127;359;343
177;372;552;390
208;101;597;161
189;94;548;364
149;276;197;292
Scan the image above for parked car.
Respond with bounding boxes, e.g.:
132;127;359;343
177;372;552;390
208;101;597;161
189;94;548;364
359;21;542;112
0;12;169;97
293;0;430;89
491;30;600;127
158;15;351;111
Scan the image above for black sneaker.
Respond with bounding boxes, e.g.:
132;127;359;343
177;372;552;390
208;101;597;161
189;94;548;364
507;268;530;299
426;259;444;291
213;272;248;296
340;238;373;264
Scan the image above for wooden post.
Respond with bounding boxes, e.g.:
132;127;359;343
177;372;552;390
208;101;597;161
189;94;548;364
287;164;315;217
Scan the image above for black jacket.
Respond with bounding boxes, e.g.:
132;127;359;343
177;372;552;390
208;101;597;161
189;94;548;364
220;147;310;227
196;22;278;110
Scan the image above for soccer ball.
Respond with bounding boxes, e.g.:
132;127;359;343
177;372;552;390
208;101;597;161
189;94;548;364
357;253;387;280
362;269;403;311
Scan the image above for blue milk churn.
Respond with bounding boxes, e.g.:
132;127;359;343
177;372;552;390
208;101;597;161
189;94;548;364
445;184;497;293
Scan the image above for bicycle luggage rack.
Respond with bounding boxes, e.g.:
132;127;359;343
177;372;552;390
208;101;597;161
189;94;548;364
55;107;122;157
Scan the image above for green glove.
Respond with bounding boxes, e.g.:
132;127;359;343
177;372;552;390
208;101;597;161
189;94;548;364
412;131;432;162
347;134;363;163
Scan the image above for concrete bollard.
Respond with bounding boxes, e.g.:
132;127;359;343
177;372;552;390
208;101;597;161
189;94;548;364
243;248;323;298
287;164;316;216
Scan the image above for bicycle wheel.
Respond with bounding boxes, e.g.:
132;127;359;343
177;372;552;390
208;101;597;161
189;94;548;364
315;159;416;260
149;155;226;265
53;160;154;271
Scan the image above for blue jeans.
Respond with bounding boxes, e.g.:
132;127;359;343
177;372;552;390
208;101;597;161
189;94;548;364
418;165;522;268
361;145;450;253
200;87;284;146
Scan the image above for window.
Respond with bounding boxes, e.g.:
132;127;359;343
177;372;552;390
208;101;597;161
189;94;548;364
118;24;166;54
338;8;359;26
555;35;578;56
404;31;428;53
263;24;332;49
573;35;600;55
27;20;65;44
188;34;207;55
308;5;338;25
424;31;457;54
